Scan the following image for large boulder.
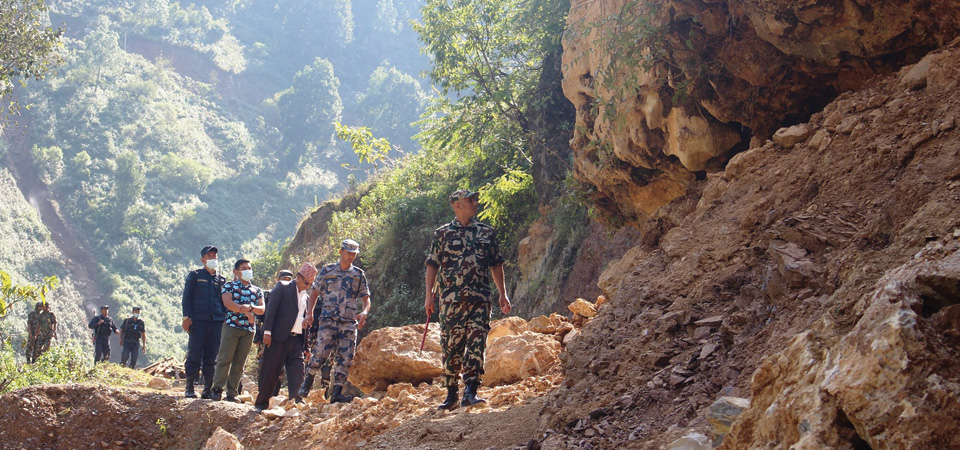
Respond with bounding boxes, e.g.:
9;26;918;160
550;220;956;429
488;316;529;344
349;323;442;392
483;331;562;387
720;236;960;449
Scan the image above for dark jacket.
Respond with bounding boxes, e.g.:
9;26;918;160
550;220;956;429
181;268;226;322
88;315;117;340
120;317;145;343
262;281;303;343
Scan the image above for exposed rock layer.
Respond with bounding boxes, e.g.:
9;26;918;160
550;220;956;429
562;0;960;224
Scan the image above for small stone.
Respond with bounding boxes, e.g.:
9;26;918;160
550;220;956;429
901;54;934;90
568;299;598;318
772;124;811;148
694;315;724;327
667;432;711;450
706;396;751;436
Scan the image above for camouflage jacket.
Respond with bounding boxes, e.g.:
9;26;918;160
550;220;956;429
27;311;40;337
36;311;57;337
425;218;505;303
312;263;370;322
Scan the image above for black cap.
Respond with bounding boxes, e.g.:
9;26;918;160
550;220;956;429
132;306;141;311
100;305;109;309
200;245;218;256
277;269;294;279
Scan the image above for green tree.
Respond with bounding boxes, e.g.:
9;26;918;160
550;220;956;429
112;151;146;234
0;0;62;122
275;58;343;164
355;65;427;152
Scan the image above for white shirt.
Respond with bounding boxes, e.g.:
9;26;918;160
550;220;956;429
291;288;308;335
263;281;309;336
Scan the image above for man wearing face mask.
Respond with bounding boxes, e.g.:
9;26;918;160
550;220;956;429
255;262;318;411
182;245;227;399
211;259;264;402
119;306;147;368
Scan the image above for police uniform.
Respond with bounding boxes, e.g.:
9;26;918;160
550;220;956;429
88;309;118;363
182;259;227;391
119;313;145;368
426;216;505;388
306;259;370;389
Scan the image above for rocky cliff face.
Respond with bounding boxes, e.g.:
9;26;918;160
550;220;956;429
562;0;960;225
536;38;960;449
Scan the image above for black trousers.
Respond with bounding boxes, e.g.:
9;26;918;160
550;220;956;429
185;320;223;381
94;338;111;363
255;333;304;409
121;341;140;368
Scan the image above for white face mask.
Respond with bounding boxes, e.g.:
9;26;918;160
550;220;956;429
241;269;253;281
205;258;218;270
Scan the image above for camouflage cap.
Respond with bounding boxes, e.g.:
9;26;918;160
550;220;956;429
448;189;479;203
341;239;360;253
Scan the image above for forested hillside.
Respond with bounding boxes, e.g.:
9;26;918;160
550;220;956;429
1;0;431;364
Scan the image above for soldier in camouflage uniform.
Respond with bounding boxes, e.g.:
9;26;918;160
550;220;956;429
302;239;371;403
34;302;57;362
26;302;42;363
425;189;511;410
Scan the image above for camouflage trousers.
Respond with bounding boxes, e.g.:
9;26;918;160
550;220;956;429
306;319;357;388
26;336;53;363
439;299;491;387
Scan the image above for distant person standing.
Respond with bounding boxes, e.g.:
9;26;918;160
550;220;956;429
211;259;264;402
424;189;511;410
302;239;371;404
182;245;227;399
119;306;147;369
33;302;58;362
26;302;42;363
255;262;317;411
88;305;120;363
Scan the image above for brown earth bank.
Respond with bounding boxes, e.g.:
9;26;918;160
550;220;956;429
525;37;960;449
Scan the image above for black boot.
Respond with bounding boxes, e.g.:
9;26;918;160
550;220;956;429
437;386;459;410
299;372;315;398
461;381;486;407
184;376;197;398
330;385;354;404
210;387;223;401
200;376;214;399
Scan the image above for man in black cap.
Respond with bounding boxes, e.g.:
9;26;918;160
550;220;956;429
88;305;119;363
119;306;147;369
181;245;226;398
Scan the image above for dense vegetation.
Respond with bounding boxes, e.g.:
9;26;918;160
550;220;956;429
1;0;582;368
303;0;580;330
2;0;431;364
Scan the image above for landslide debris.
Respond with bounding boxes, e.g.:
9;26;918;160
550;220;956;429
525;38;960;449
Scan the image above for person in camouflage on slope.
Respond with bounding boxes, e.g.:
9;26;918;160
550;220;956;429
302;239;371;404
26;302;44;363
34;302;57;362
424;189;511;410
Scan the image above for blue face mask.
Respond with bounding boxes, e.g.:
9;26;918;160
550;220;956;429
133;313;140;318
